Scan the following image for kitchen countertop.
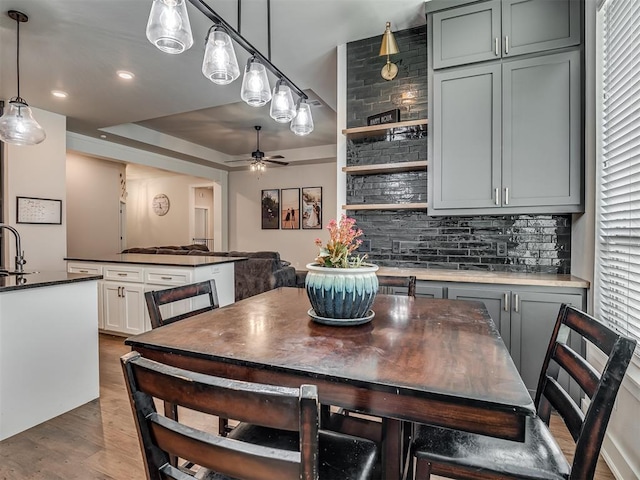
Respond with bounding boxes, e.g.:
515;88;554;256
0;271;102;293
65;253;246;267
376;266;590;288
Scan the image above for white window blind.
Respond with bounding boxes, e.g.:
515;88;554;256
596;0;640;354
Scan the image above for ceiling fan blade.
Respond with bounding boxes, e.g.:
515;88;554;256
264;159;289;166
263;155;285;160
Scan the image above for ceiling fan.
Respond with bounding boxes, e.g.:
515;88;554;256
226;126;289;169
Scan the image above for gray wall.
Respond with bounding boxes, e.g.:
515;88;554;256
346;26;572;274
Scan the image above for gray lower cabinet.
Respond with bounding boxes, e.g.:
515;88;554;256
430;49;582;215
419;280;586;400
415;283;445;298
432;0;580;69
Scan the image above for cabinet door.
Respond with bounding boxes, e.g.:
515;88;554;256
432;63;502;210
121;284;146;335
433;0;501;69
510;290;584;399
502;51;581;208
415;283;445;299
502;0;580;58
102;283;124;332
447;287;510;350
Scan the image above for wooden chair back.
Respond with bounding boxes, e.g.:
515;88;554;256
535;304;636;479
377;275;416;297
121;351;320;480
145;280;219;329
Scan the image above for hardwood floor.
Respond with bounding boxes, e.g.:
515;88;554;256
0;334;616;480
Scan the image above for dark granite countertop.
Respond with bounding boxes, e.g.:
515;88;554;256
0;271;102;293
64;253;246;268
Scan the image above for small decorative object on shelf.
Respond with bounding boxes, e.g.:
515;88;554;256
367;108;400;126
306;215;379;325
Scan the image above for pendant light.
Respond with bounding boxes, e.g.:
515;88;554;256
269;80;296;123
202;26;240;85
379;21;400;81
0;10;46;146
240;57;272;107
290;99;314;136
146;0;193;54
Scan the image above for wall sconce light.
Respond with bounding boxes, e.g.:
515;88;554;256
146;0;314;136
379;21;399;81
0;10;46;146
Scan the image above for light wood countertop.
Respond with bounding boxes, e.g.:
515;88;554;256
376;267;590;289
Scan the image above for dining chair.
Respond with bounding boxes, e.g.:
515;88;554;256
407;304;637;480
145;279;219;329
121;351;379;480
377;275;417;297
145;280;229;438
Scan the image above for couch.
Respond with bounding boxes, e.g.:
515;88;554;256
121;244;296;301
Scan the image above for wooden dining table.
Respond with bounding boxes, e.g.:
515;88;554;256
125;287;535;480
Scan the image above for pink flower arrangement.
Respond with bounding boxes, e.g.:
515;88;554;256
314;214;368;268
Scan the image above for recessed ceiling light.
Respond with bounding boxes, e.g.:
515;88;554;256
51;90;68;98
117;70;135;80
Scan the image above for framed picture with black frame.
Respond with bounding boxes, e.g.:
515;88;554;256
261;189;280;229
301;187;322;229
16;196;63;225
281;188;300;230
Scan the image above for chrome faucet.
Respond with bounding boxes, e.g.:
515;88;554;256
0;224;26;273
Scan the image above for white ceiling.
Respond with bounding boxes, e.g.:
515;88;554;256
0;0;426;170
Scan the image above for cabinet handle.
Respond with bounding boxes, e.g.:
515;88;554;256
121;288;125;298
79;270;89;273
495;187;500;205
504;292;509;311
160;276;172;280
504;187;509;205
505;35;509;54
117;273;127;277
514;294;519;313
494;37;499;56
117;286;122;297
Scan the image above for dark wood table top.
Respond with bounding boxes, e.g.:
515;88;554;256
126;287;534;417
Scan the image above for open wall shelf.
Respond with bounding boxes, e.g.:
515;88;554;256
342;202;428;211
342;161;428;175
342;119;428;139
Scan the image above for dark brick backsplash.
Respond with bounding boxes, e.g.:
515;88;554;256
346;25;571;274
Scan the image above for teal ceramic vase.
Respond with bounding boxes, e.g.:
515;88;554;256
305;263;379;324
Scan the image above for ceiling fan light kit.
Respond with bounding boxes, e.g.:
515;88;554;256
146;0;194;54
0;10;46;146
146;0;314;135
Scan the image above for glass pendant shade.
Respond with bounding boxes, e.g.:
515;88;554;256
202;28;239;85
240;59;272;107
0;98;46;146
269;81;296;123
290;101;314;136
146;0;193;54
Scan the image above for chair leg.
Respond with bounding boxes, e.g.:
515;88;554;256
218;417;231;437
414;459;432;479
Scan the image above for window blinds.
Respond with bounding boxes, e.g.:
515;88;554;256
597;0;640;352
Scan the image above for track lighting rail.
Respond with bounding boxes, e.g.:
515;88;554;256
188;0;308;101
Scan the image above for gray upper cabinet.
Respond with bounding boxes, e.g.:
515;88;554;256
432;0;581;69
430;50;582;215
433;1;501;69
502;51;581;208
432;63;502;210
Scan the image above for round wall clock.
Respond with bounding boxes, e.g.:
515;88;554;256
152;193;170;216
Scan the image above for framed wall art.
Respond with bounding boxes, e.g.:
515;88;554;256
301;187;322;230
280;188;300;230
16;196;63;225
261;189;280;229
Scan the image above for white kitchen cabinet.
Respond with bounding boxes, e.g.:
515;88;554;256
67;258;236;336
103;282;147;335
